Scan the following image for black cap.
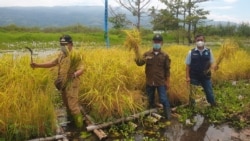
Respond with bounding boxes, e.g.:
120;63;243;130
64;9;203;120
60;35;72;44
152;34;163;41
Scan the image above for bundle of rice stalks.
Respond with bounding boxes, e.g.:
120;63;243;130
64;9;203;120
56;49;83;89
69;50;83;74
123;29;142;59
216;39;239;66
66;50;83;87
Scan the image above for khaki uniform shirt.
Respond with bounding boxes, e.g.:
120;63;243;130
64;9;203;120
56;51;83;89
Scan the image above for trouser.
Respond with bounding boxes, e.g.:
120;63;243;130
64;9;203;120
61;78;81;115
190;78;216;105
146;85;171;119
61;78;83;128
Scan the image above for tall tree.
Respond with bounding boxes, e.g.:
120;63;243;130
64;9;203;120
116;0;151;29
185;0;209;44
109;6;130;29
109;13;129;29
237;22;250;37
160;0;185;43
191;8;209;37
149;7;178;31
154;0;210;44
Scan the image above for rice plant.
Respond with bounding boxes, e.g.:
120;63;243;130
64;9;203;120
216;38;239;66
0;54;58;140
1;39;250;139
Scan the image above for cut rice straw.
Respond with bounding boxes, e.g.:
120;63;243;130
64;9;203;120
216;39;239;66
123;29;142;59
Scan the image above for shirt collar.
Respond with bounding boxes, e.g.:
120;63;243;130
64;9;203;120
194;46;208;52
149;49;163;55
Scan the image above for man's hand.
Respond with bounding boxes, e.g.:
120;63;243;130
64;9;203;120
186;77;191;87
30;62;38;69
213;65;219;71
165;77;170;90
68;72;77;79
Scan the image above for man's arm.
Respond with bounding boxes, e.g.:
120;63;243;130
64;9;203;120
135;52;146;66
185;51;191;82
73;66;84;78
165;55;171;89
30;58;58;69
210;50;219;71
186;65;191;82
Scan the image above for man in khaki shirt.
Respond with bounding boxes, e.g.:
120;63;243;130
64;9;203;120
135;34;171;120
31;35;84;129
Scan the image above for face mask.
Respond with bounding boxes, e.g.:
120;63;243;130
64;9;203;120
61;45;69;54
196;41;205;47
153;43;161;50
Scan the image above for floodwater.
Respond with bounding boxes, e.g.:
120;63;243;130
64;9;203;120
162;115;241;141
96;117;247;141
59;113;249;141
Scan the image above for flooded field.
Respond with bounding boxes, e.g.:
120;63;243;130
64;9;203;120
1;45;249;141
55;108;249;141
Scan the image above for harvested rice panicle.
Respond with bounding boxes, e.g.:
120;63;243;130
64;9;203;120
123;29;142;59
216;39;239;66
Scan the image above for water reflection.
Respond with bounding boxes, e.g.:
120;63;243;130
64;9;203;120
163;114;237;141
164;120;185;141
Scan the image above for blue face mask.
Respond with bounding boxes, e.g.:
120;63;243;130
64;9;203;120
153;43;161;50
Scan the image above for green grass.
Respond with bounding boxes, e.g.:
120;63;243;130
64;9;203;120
176;80;250;129
0;29;186;50
0;32;126;49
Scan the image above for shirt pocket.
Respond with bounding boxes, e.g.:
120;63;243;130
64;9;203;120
157;56;165;66
145;55;154;65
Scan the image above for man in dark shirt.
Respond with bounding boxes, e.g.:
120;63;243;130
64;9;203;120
135;34;171;120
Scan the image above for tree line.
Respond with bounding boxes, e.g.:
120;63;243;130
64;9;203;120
109;0;250;43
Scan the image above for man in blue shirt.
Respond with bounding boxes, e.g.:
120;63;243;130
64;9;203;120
185;34;218;107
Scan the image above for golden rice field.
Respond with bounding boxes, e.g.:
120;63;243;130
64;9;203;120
0;38;250;140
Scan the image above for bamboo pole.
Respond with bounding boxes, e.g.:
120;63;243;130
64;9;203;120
85;114;108;140
28;134;68;141
86;108;158;131
151;113;163;120
80;107;108;140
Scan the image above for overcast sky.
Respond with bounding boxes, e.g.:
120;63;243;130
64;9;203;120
0;0;249;23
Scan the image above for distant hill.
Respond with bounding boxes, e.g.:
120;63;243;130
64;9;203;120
0;6;141;28
0;6;112;27
0;6;236;28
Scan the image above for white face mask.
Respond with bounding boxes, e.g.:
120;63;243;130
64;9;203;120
61;45;69;54
196;41;205;47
